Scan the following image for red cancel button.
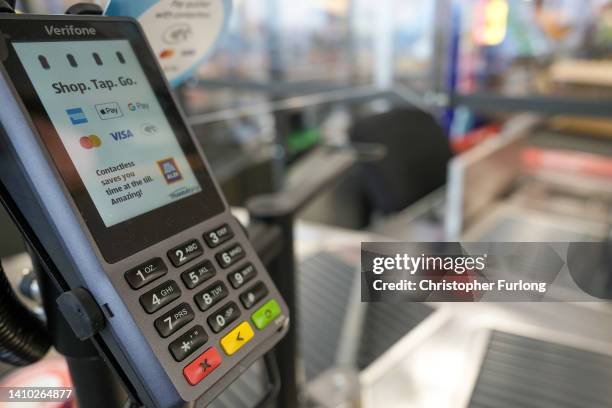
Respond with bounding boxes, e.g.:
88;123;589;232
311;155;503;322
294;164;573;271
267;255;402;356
183;347;222;385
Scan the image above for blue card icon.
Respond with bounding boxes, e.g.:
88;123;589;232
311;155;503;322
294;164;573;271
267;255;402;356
66;107;88;125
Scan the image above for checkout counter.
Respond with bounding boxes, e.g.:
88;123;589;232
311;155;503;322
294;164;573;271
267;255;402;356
200;97;612;407
2;85;612;407
364;113;612;407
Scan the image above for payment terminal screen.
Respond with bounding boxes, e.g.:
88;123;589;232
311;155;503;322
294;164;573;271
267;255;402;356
13;40;202;227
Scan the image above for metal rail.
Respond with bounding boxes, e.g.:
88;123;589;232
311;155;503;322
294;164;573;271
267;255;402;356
186;86;414;126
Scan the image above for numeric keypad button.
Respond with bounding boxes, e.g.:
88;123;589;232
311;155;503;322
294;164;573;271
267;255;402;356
204;225;233;248
139;280;181;314
169;325;208;362
239;282;268;309
228;264;257;289
208;302;241;333
154;303;194;338
125;258;167;290
194;281;229;312
216;244;245;269
168;240;203;267
181;260;216;289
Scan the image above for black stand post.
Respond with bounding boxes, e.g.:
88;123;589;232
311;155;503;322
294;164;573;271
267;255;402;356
247;146;359;408
33;254;128;408
264;217;298;408
249;214;299;408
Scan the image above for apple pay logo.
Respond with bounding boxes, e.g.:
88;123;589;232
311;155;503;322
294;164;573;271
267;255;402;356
95;102;123;120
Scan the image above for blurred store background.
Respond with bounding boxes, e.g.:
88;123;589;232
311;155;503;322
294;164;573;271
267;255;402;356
2;1;612;407
2;0;611;239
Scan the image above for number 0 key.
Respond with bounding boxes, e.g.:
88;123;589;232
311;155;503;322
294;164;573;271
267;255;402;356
208;302;241;333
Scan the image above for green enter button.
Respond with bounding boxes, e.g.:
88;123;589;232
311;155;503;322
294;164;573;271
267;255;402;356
251;299;281;330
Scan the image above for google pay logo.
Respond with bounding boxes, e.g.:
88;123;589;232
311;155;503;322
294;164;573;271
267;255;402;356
127;102;150;112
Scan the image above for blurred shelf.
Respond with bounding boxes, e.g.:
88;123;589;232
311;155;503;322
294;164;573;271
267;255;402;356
191;79;364;95
453;93;612;118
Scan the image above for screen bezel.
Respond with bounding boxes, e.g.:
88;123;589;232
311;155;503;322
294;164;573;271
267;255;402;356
0;16;225;264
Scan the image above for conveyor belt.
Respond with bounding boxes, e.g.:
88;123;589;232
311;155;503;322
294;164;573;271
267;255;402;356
209;251;435;407
468;331;612;408
300;252;434;373
356;302;433;369
297;251;357;380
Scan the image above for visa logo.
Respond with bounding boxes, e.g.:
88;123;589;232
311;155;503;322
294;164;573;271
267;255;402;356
110;129;134;141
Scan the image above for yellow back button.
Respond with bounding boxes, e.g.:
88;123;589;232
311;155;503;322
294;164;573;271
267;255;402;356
220;321;254;356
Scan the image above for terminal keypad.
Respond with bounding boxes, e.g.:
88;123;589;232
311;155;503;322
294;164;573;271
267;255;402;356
124;223;282;387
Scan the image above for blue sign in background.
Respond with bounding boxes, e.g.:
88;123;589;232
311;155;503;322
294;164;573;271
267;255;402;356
105;0;232;87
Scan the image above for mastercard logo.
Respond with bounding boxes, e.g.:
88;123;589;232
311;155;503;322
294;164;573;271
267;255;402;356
80;134;102;150
159;49;175;59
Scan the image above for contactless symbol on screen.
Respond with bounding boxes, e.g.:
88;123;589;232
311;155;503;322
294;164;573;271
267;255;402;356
66;107;88;125
157;158;183;184
141;123;158;135
79;134;101;150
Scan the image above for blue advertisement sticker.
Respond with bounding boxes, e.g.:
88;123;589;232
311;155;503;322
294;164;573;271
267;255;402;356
105;0;232;87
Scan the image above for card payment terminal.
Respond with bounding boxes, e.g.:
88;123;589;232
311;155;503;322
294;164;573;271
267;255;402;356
0;14;289;407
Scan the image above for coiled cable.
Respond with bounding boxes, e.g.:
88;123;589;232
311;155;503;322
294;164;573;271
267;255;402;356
0;264;50;366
